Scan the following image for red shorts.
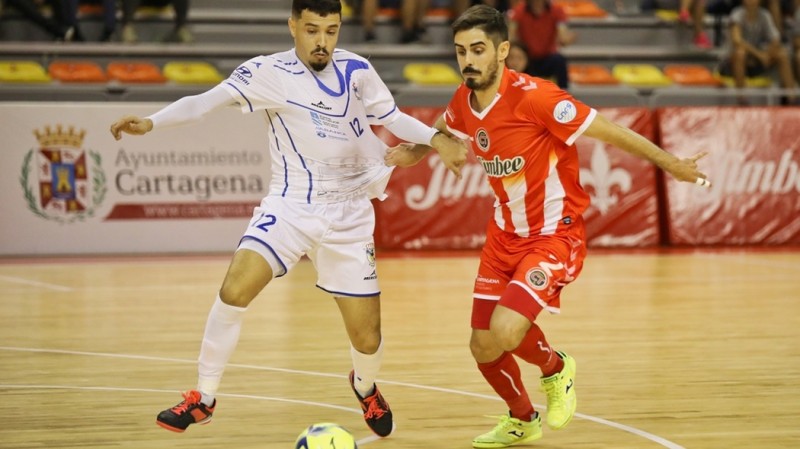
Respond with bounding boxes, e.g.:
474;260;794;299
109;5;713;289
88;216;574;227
471;219;587;330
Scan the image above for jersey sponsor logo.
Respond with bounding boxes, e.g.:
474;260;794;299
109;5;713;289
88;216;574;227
477;155;525;177
232;66;252;85
352;81;362;100
475;128;490;152
311;100;332;111
553;100;577;124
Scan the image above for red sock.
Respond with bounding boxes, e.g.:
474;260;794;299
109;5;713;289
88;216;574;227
477;352;534;421
512;323;564;377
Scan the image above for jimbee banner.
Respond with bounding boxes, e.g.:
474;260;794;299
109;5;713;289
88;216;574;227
660;107;800;245
1;103;269;256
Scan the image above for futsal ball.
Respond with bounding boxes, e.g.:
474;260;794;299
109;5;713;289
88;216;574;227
294;422;357;449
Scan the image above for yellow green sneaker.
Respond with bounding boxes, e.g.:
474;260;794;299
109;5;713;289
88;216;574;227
472;413;543;448
540;351;577;430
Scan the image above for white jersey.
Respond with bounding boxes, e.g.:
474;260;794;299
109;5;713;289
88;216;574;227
221;48;399;203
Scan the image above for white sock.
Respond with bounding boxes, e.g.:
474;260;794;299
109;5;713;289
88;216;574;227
350;338;384;398
196;294;246;405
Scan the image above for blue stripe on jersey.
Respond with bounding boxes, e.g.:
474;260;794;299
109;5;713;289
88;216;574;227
377;104;397;120
266;113;290;197
225;81;253;112
275;112;313;204
285;58;369;118
273;64;304;75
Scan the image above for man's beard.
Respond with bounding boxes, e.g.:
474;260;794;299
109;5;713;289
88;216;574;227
464;60;499;91
310;61;328;71
310;47;329;72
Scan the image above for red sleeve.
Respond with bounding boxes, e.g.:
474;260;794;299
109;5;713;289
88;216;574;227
444;87;470;140
522;79;595;145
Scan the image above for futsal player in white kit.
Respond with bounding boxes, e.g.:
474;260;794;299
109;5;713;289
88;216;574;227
109;0;467;438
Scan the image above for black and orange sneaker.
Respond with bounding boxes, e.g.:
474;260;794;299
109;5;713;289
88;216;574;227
156;390;216;432
349;370;394;437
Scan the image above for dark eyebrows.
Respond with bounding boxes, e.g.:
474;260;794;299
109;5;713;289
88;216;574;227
455;41;487;50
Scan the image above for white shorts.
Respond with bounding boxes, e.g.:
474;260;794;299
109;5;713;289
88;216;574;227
237;195;379;297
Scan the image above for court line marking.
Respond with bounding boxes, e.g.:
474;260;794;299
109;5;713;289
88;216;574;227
0;274;73;291
0;384;377;447
0;346;685;449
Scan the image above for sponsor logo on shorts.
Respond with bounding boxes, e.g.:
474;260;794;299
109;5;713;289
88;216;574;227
365;242;376;267
526;268;548;290
477;275;500;284
363;269;377;280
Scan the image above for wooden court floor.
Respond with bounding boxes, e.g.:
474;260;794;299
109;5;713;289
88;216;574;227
1;249;799;449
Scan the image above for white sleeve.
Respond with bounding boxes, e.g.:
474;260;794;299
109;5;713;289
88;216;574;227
147;84;237;130
383;112;438;146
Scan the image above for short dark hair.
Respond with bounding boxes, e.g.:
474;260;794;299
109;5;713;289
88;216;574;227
291;0;342;18
451;5;509;46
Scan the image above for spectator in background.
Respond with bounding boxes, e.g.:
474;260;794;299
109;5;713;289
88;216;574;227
62;0;117;41
120;0;192;43
505;40;529;73
400;0;429;43
722;0;796;102
2;0;74;40
678;0;713;48
360;0;378;41
508;0;576;89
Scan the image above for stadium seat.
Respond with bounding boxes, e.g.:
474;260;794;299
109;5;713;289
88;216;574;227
403;63;461;85
715;72;773;88
163;62;224;84
48;61;107;83
664;65;721;86
107;62;166;83
554;0;608;17
569;64;618;85
0;61;51;83
612;64;672;86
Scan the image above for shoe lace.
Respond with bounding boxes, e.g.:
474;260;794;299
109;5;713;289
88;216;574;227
170;391;201;415
362;394;387;420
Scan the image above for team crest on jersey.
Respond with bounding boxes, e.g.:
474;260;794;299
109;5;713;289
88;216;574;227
525;268;548;290
365;242;376;267
20;125;107;223
475;128;490;152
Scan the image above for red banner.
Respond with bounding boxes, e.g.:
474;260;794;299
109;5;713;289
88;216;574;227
373;107;659;250
660;107;800;245
575;108;659;247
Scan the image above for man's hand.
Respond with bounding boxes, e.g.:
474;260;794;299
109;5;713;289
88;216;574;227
431;132;468;178
385;143;430;168
665;151;712;187
110;116;153;140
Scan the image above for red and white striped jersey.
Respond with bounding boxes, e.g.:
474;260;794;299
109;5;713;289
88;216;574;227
444;67;596;237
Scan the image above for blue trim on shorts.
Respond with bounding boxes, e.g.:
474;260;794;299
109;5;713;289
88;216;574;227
316;284;380;298
238;236;288;277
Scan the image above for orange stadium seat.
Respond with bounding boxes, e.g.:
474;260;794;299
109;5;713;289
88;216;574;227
612;64;672;86
48;61;107;83
0;61;51;83
569;64;618;85
664;65;721;86
107;62;166;83
554;0;608;17
403;63;462;85
163;61;224;84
